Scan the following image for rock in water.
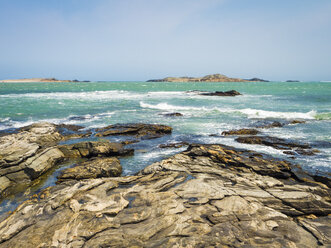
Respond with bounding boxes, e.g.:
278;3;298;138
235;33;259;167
0;144;329;247
199;90;241;96
95;123;172;139
222;128;260;136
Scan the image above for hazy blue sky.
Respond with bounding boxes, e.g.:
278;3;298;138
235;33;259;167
1;0;330;81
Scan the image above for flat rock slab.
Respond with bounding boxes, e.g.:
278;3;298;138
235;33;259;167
95;123;172;139
0;144;329;247
57;157;122;181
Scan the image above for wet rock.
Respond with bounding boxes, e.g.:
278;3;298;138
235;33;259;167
56;124;84;132
0;144;329;247
159;141;189;149
58;141;134;158
0;123;133;199
236;135;311;150
199;90;241;96
222;128;260;136
95;123;172;139
57;157;122;181
290;120;306;125
257;121;285;129
162;112;183;117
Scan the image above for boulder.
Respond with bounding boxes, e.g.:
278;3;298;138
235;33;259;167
162;112;183;117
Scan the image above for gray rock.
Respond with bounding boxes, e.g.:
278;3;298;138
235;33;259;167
0;143;329;247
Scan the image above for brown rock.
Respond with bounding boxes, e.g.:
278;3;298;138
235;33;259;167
95;123;172;139
57;157;122;181
222;128;260;136
0;144;329;247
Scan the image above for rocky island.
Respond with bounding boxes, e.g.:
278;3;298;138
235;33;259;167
0;78;89;83
147;74;269;82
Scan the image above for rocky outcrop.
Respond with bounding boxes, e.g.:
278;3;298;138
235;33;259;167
158;141;189;149
95;123;172;139
147;74;268;82
57;157;122;182
199;90;241;96
0;123;133;199
222;128;260;136
0;143;329;247
245;77;270;82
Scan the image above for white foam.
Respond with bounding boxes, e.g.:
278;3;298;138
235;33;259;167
140;101;317;120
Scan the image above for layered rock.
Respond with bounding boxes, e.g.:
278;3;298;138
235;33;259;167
236;136;319;155
0;144;329;247
95;123;172;139
222;128;260;136
57;157;122;182
0;123;133;199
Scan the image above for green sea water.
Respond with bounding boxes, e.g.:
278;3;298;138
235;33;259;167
0;81;330;215
1;81;330;174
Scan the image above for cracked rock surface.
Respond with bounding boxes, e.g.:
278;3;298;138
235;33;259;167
0;144;329;247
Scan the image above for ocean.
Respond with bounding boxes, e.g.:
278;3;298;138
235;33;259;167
1;81;330;175
0;81;330;215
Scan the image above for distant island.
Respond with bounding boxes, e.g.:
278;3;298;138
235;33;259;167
0;78;90;83
147;74;269;82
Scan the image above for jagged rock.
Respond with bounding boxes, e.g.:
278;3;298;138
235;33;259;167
162;112;183;117
57;157;122;181
222;128;260;136
199;90;241;96
257;121;285;129
236;135;310;149
158;141;189;149
59;141;133;158
95;123;172;139
290;120;306;125
0;144;329;247
0;122;134;199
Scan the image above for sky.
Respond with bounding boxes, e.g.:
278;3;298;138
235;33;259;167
0;0;330;81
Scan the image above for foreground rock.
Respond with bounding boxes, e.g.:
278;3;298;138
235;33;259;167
57;157;122;182
0;144;329;247
0;123;132;199
95;123;172;139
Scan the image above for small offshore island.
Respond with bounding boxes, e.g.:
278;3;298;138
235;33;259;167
0;78;90;83
147;73;269;82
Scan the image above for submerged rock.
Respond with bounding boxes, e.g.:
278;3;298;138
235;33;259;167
57;157;122;182
222;128;260;136
95;123;172;139
0;143;329;247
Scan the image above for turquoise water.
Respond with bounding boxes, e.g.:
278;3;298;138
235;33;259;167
1;81;330;175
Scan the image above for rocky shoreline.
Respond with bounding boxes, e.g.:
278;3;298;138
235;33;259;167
0;121;330;247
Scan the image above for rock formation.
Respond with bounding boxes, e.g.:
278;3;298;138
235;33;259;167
0;144;329;247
